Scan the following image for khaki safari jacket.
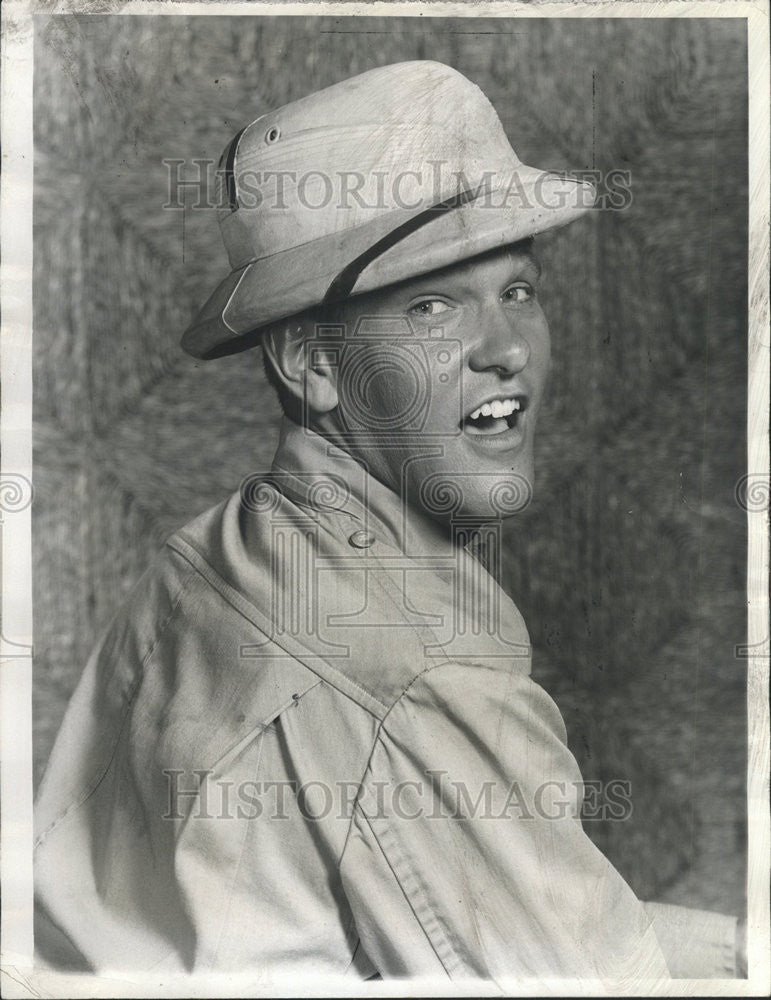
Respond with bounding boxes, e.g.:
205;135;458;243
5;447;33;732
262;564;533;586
35;419;738;984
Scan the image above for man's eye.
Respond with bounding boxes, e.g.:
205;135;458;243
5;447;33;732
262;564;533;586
409;299;452;317
502;283;533;304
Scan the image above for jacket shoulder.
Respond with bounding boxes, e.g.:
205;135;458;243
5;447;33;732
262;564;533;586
168;488;531;719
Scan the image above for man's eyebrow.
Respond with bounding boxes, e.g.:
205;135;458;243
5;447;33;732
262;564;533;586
511;244;542;280
523;250;542;278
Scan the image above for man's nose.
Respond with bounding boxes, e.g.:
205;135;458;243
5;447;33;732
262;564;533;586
467;309;531;375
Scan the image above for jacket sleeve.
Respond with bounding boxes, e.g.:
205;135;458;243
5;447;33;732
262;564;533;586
339;659;673;984
642;901;737;978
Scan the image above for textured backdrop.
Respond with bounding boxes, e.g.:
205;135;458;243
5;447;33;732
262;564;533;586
32;14;747;916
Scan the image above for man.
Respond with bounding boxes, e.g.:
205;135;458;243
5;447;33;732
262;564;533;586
34;61;741;984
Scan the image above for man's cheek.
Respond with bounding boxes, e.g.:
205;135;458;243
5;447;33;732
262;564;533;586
340;344;434;434
536;323;552;375
384;374;421;418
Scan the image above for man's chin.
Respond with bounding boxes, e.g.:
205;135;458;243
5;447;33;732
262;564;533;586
410;468;534;523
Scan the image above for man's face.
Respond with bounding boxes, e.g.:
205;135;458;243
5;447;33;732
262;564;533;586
314;244;551;523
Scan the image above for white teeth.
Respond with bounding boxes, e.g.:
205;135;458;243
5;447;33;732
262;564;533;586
467;397;522;422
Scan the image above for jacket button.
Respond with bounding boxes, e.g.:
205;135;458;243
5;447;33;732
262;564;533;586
348;530;375;549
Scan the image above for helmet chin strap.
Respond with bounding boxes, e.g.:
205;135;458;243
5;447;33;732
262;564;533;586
322;180;489;305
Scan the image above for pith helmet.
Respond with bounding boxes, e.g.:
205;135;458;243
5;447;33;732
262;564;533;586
182;60;594;360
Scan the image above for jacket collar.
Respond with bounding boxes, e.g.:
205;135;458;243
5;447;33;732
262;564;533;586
269;418;492;566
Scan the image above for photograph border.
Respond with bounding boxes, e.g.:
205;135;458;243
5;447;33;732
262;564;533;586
1;2;768;996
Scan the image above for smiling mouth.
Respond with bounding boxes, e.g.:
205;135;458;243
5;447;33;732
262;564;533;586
462;395;528;436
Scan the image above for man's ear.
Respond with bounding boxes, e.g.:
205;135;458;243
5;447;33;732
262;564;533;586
262;314;339;414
